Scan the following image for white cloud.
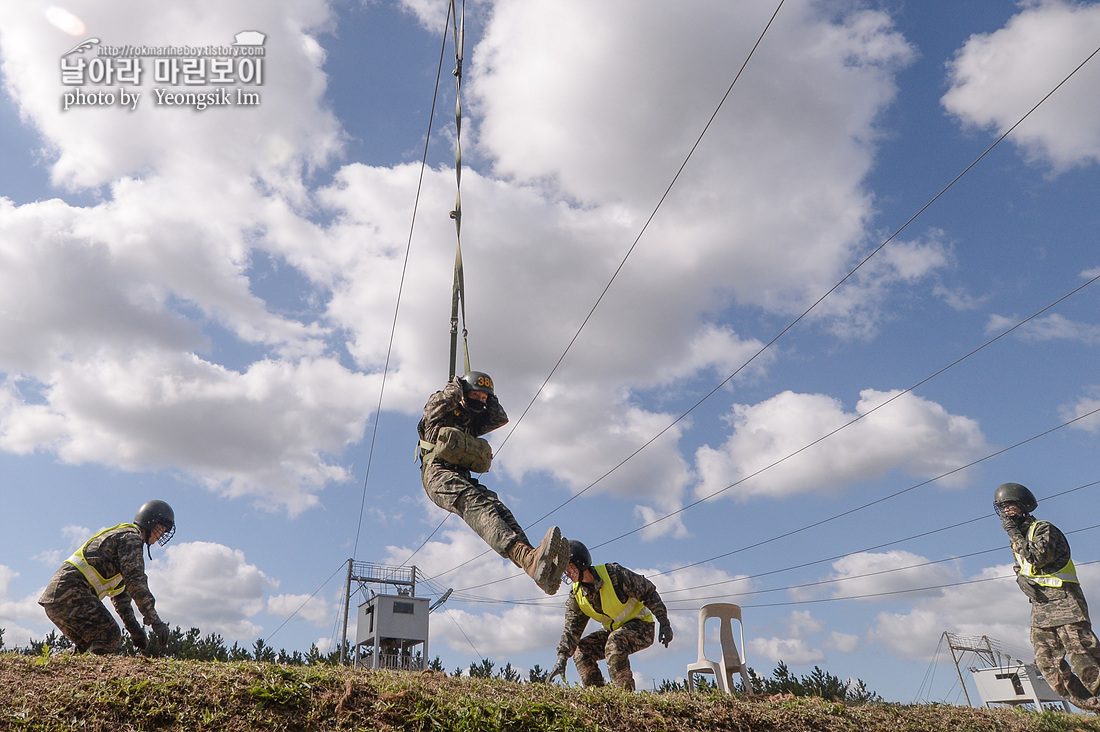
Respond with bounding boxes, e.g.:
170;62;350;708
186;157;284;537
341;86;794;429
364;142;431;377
1061;386;1100;433
31;525;92;566
0;0;341;191
825;631;860;654
748;635;825;666
942;0;1100;171
795;550;962;603
812;239;952;339
987;313;1100;344
0;565;50;650
0;0;947;520
148;541;278;640
0;565;15;597
784;610;824;638
432;604;563;658
266;592;331;628
383;529;542;601
380;528;568;658
0;354;376;515
694;389;989;501
866;563;1032;662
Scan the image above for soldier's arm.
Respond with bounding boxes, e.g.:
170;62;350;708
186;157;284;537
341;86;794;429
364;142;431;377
110;589;138;623
476;393;508;436
555;594;588;660
421;381;464;441
117;532;164;626
1022;521;1071;573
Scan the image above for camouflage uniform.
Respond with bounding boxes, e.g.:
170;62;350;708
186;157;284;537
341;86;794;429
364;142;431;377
1005;515;1100;709
555;562;669;691
38;524;164;655
418;377;528;557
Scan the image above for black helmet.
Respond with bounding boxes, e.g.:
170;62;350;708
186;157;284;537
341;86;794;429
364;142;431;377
459;371;495;397
993;483;1037;515
567;540;591;573
135;500;176;546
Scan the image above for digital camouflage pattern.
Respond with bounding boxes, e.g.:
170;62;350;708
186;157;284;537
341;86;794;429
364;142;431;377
418;377;527;556
1005;515;1100;709
38;525;162;654
555;562;669;691
1032;623;1100;707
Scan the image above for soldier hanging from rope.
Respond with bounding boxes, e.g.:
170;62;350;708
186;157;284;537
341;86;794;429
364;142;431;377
417;371;571;594
413;0;569;595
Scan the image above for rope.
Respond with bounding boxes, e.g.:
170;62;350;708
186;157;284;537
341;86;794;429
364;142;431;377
350;0;455;561
448;0;471;380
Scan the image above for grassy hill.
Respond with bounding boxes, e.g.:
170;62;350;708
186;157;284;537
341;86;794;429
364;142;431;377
3;653;1099;732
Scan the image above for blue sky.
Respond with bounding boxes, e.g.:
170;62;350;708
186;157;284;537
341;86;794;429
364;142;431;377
2;0;1100;706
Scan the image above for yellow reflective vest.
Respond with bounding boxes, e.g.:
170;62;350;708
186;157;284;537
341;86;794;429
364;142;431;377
572;564;654;631
65;523;139;599
1014;521;1079;588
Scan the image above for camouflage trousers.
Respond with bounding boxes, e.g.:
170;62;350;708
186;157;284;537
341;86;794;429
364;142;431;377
1032;621;1100;707
573;618;654;691
421;461;528;557
41;593;122;655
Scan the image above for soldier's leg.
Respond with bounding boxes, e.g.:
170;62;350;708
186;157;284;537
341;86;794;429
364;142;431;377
422;463;528;556
1033;625;1093;706
43;596;122;655
605;619;655;691
1059;622;1100;696
574;630;610;687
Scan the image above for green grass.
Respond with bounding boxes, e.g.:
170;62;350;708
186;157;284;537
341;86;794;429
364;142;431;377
3;652;1100;732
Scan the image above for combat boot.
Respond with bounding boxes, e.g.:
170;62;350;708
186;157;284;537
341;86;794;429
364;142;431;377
510;527;569;595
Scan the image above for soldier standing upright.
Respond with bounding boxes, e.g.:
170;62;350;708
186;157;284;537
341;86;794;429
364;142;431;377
417;371;570;594
996;482;1100;711
549;540;673;691
39;500;175;655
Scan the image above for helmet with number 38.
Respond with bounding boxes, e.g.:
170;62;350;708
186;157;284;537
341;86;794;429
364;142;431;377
459;371;495;397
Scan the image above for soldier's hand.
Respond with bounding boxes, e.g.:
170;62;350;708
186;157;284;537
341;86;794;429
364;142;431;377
658;620;674;648
151;621;170;647
548;656;568;683
125;620;147;652
1001;514;1024;532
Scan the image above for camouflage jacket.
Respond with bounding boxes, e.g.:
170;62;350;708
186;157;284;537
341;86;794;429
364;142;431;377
418;377;508;449
39;524;163;627
1007;516;1090;628
556;563;669;659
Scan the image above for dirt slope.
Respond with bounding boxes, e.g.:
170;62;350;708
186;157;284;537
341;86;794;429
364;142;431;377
3;653;1099;732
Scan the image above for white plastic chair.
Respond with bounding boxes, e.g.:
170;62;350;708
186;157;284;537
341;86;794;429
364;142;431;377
686;603;753;695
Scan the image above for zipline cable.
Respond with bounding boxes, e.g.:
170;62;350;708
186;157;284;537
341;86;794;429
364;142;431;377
653;479;1100;593
433;397;1100;593
598;274;1100;549
265;560;347;645
727;559;1100;610
663;522;1100;609
443;477;1100;607
450;521;1100;610
414;0;789;581
419;270;1100;585
518;41;1100;535
493;0;788;455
